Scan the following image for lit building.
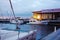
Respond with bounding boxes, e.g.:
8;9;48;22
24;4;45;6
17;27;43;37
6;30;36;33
32;8;60;20
32;8;60;40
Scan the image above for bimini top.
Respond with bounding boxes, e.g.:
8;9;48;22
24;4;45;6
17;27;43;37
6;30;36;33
33;8;60;13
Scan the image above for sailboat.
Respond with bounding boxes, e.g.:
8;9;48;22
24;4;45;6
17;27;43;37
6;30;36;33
0;0;37;40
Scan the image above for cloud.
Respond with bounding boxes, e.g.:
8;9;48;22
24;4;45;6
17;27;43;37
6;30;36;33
32;0;40;8
0;0;60;17
36;0;60;9
11;0;22;3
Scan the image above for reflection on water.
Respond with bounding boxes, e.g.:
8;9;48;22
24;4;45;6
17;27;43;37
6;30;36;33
0;24;54;40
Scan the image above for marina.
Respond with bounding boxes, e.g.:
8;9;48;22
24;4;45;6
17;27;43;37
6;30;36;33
0;8;60;40
0;0;60;40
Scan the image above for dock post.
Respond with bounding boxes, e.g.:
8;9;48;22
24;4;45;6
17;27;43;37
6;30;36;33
54;26;56;32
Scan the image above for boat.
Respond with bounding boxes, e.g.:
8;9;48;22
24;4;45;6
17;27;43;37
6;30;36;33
27;18;48;25
0;30;37;40
10;19;24;24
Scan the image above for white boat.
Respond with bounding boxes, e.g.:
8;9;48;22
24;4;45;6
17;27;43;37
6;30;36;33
27;20;41;24
0;30;37;40
26;18;39;24
27;18;48;24
10;19;24;24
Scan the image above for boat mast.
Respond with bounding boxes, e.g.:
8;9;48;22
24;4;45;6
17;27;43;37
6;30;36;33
9;0;16;20
9;0;20;40
9;0;20;29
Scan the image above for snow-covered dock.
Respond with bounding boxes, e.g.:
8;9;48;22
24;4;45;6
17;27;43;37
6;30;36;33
0;30;36;40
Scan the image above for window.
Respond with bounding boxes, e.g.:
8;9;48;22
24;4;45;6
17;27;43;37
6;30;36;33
42;14;53;20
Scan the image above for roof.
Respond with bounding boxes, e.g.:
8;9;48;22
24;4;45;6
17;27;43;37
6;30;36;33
33;8;60;13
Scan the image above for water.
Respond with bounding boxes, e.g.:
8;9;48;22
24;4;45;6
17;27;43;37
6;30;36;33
0;24;35;32
0;24;54;40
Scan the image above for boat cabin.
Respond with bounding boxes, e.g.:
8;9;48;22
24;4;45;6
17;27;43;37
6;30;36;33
32;8;60;20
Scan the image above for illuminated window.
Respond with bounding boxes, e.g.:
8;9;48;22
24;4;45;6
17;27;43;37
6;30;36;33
42;14;52;19
42;14;48;19
37;15;40;19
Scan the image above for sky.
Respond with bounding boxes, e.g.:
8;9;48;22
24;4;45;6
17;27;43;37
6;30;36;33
0;0;60;17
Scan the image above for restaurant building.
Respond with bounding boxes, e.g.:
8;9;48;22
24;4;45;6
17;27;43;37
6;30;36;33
32;8;60;40
32;8;60;20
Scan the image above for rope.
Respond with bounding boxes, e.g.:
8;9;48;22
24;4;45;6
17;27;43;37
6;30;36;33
0;8;3;18
0;8;4;28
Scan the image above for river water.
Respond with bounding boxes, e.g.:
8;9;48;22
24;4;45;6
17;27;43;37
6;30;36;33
0;24;54;40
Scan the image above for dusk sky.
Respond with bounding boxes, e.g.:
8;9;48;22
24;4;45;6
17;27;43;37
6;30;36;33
0;0;60;17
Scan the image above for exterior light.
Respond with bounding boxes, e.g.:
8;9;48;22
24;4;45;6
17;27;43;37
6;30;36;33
33;13;42;20
37;15;40;19
33;15;36;19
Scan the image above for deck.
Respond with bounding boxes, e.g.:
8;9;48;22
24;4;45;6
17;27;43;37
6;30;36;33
0;30;36;40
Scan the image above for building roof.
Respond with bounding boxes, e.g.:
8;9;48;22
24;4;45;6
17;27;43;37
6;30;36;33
33;8;60;13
